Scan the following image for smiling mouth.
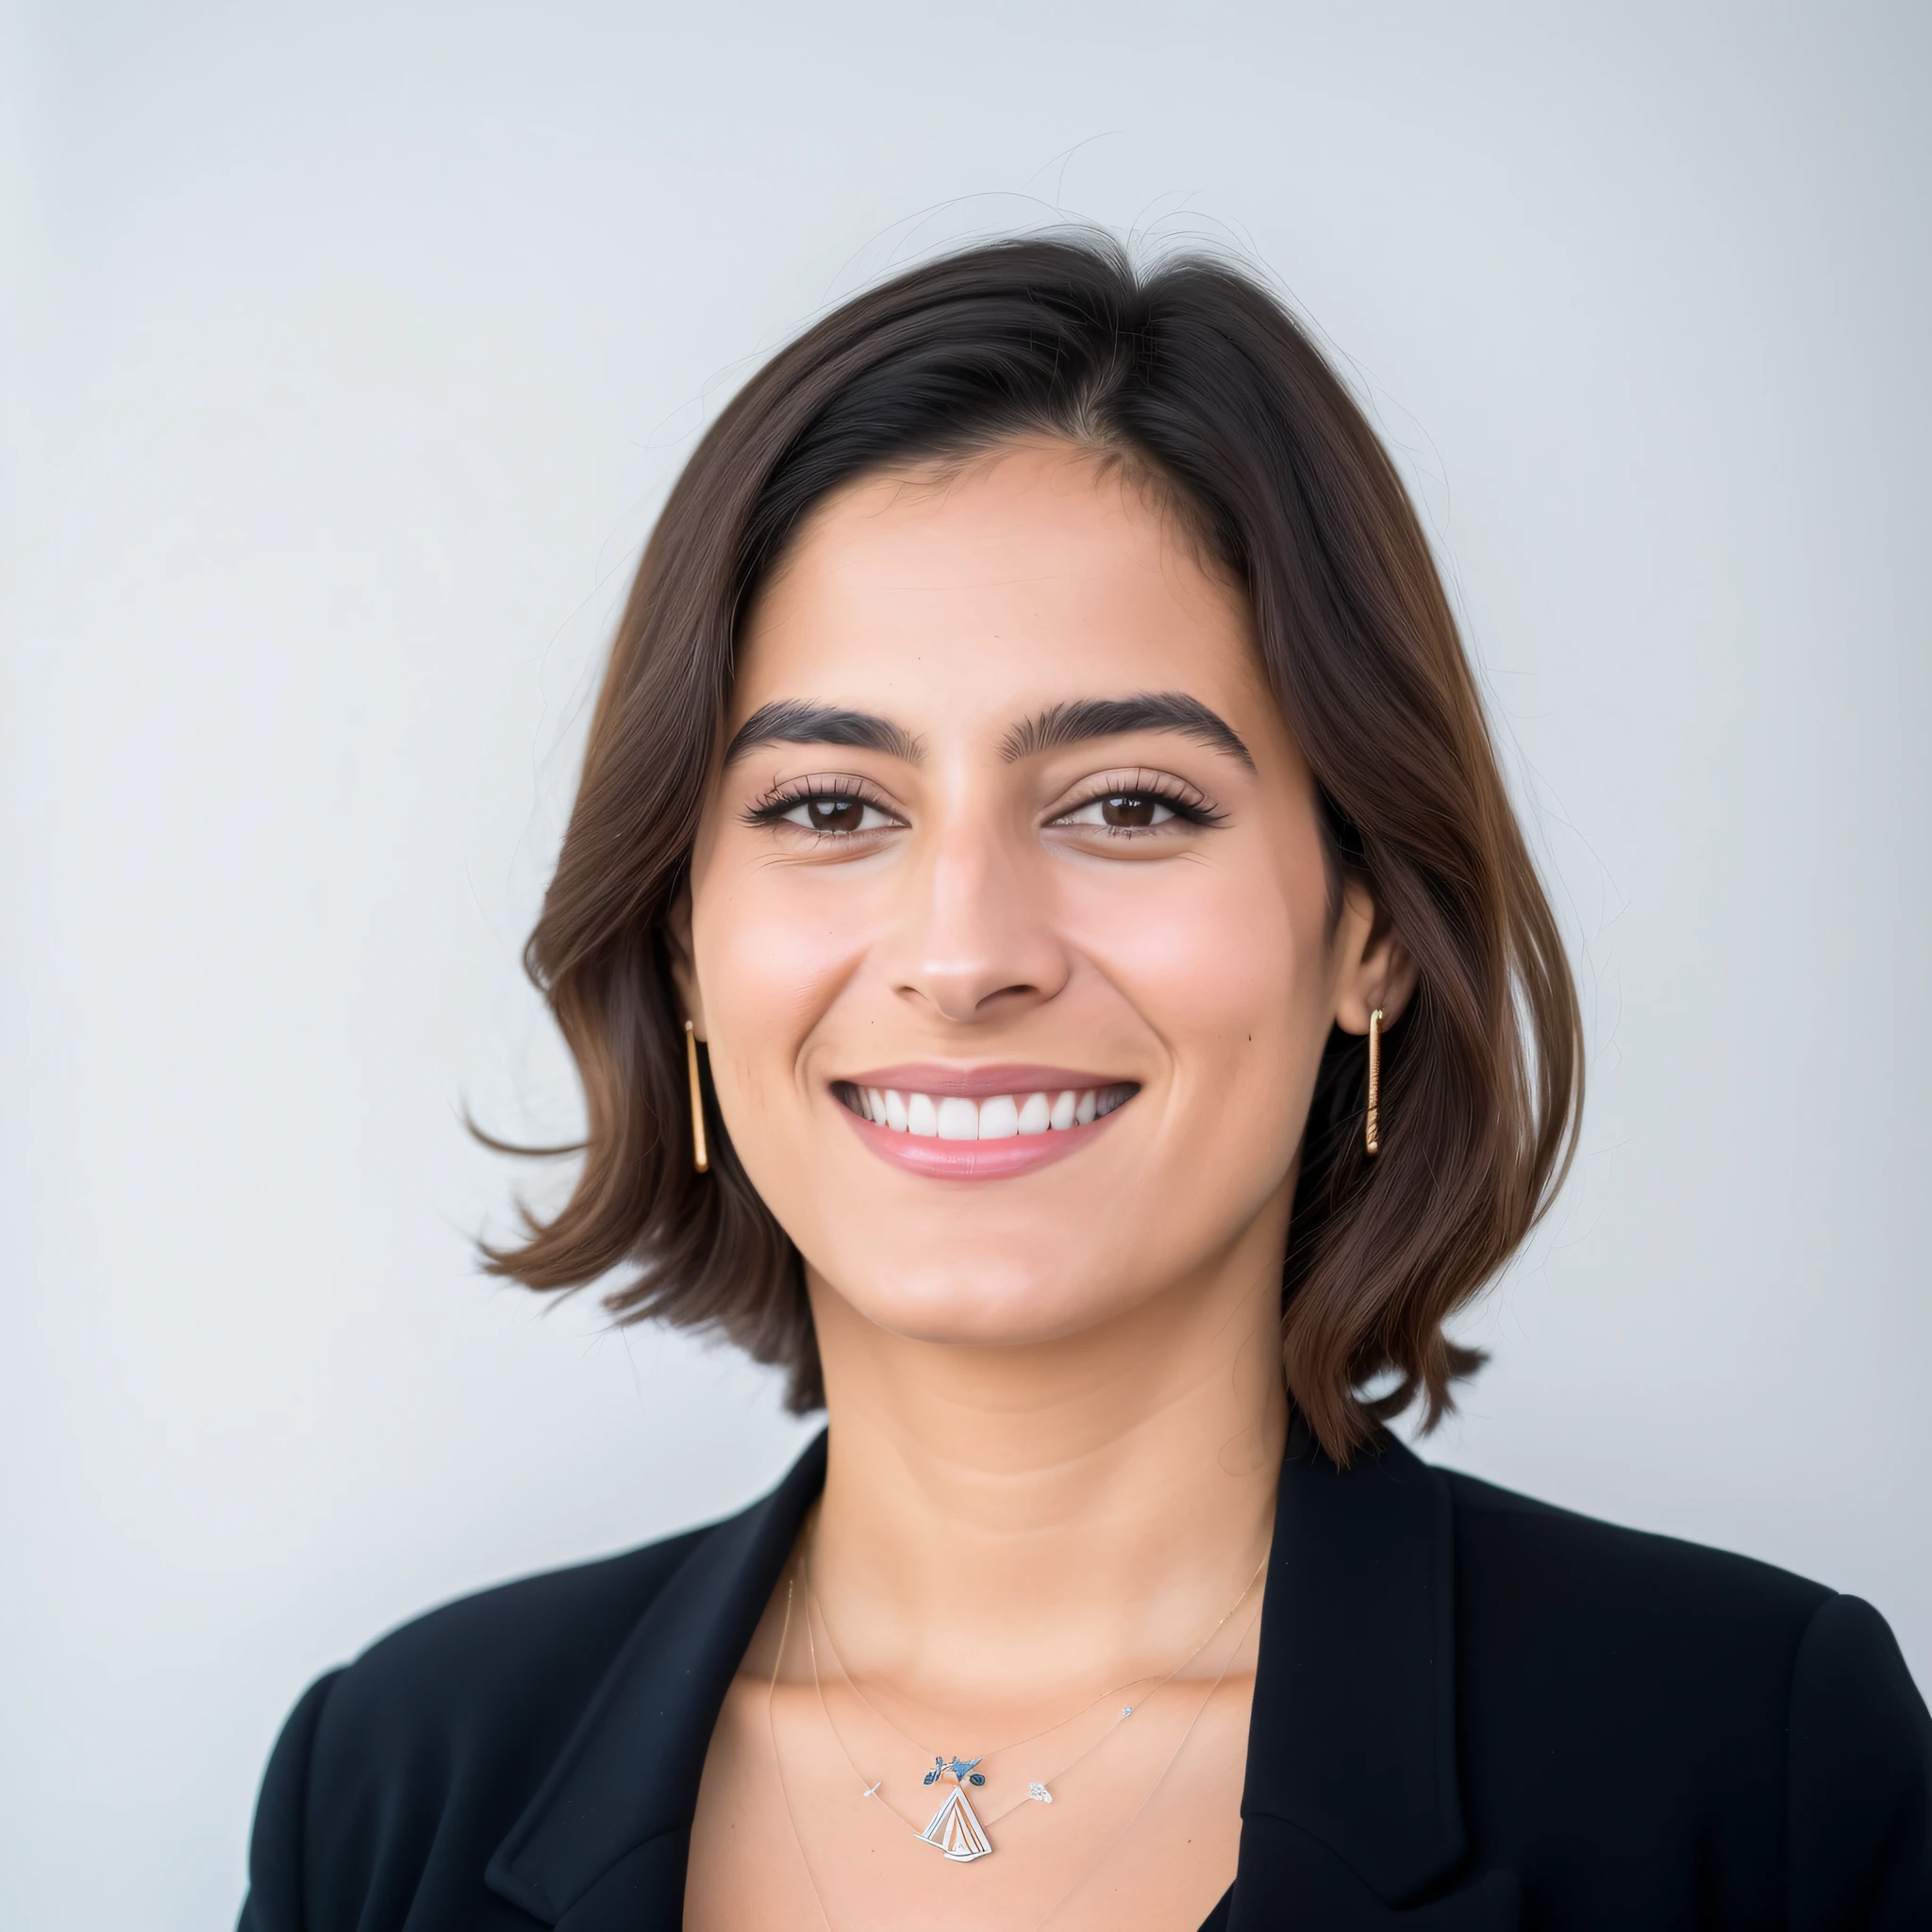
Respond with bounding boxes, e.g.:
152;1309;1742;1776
832;1081;1138;1140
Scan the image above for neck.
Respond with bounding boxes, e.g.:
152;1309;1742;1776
803;1205;1290;1715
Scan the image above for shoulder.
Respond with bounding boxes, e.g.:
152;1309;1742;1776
241;1524;709;1932
1439;1463;1837;1712
1785;1591;1932;1924
1432;1463;1932;1918
1440;1464;1833;1634
314;1524;708;1764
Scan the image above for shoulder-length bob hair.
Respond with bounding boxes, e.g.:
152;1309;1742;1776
486;233;1582;1463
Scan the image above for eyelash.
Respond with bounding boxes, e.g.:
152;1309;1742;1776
1048;773;1226;833
741;778;903;835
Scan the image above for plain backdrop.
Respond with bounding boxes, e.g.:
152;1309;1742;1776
3;3;1928;1925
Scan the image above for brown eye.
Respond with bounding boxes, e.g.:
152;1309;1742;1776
772;792;894;835
806;798;864;832
1050;790;1189;834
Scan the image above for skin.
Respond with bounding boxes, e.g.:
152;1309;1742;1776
675;441;1414;1931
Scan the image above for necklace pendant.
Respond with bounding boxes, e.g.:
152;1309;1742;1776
921;1782;993;1861
918;1757;992;1861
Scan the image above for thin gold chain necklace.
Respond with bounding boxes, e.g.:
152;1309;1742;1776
765;1570;1257;1929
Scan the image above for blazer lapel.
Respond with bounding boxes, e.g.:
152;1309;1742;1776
485;1433;827;1927
1228;1418;1517;1929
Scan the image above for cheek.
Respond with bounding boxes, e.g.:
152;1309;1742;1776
1060;845;1331;1056
1056;839;1335;1212
690;867;873;1106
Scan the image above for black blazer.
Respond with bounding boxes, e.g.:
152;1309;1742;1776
239;1425;1932;1930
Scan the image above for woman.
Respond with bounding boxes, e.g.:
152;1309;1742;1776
239;237;1931;1931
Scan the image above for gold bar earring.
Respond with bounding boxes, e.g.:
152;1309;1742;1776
1365;1008;1383;1158
684;1021;709;1174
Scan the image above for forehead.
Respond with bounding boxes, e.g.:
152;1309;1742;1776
732;441;1272;736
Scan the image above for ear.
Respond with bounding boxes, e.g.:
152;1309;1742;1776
664;887;707;1040
1331;877;1419;1036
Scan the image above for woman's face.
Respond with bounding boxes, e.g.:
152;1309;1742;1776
678;441;1389;1355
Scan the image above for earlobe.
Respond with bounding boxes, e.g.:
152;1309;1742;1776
1333;880;1419;1036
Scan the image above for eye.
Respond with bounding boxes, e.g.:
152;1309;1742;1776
1052;792;1182;830
768;791;898;835
1044;771;1225;841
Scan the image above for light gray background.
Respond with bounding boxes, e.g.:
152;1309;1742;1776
3;3;1927;1925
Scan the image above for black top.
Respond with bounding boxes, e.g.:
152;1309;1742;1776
239;1424;1932;1930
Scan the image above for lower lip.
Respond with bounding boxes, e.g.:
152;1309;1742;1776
839;1105;1124;1179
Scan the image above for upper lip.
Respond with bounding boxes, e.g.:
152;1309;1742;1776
834;1063;1133;1099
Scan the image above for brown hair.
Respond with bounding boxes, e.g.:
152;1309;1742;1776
485;233;1582;1463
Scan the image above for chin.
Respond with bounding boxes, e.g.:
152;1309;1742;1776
822;1252;1134;1351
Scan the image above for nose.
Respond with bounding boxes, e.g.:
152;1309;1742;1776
886;814;1070;1024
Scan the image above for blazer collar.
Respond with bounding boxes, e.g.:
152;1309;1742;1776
485;1432;827;1924
487;1418;1468;1924
1244;1415;1467;1905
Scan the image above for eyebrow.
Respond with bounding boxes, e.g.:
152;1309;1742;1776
1001;692;1255;770
723;700;925;768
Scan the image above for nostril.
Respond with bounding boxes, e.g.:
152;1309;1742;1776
894;977;1044;1021
978;983;1041;1010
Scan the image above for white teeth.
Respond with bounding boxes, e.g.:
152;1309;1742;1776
849;1083;1134;1138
